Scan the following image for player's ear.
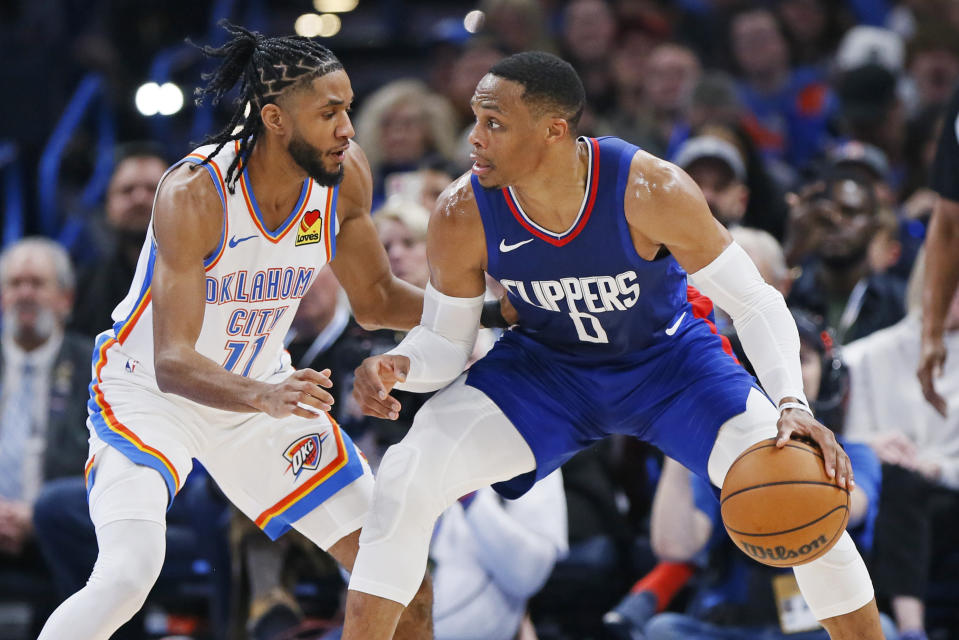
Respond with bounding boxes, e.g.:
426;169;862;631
545;117;568;144
260;103;286;135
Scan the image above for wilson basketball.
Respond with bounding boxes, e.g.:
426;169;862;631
720;437;850;567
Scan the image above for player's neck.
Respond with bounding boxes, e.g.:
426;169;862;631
509;137;589;233
244;137;310;229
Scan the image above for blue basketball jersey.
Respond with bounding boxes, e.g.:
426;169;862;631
472;136;689;363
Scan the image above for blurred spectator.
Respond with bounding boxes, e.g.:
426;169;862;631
617;310;891;640
374;198;431;290
532;439;661;639
431;470;567;640
730;6;836;171
478;0;555;56
835;64;907;193
632;43;701;159
69;142;167;338
785;171;905;343
673;134;749;228
845;256;959;640
560;0;617;113
443;42;507;132
775;0;850;70
835;26;905;76
0;238;91;635
354;80;458;210
730;225;794;295
384;159;457;213
904;23;959;116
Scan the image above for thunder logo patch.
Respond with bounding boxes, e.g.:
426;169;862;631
296;210;323;246
283;433;327;478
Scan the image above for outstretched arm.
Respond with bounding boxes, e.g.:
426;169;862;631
919;195;959;416
625;152;853;489
351;175;488;418
330;143;423;331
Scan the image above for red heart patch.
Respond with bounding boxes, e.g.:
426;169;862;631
300;210;321;232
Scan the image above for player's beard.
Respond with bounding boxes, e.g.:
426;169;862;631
288;131;344;187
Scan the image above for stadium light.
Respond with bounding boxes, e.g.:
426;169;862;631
295;13;324;37
318;13;342;37
136;82;184;117
313;0;358;12
464;10;484;34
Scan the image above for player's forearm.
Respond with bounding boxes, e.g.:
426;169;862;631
690;242;807;406
155;345;268;412
353;276;424;331
922;197;959;341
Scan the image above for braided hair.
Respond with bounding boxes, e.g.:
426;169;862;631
192;21;343;191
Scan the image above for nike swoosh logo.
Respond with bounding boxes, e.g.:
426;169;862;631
499;238;534;252
665;312;686;336
228;234;257;248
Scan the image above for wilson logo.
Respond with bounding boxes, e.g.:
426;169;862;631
283;433;325;478
296;210;322;246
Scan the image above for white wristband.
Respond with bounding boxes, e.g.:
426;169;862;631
779;401;814;418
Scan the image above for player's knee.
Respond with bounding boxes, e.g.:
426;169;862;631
361;441;446;545
89;526;166;612
792;531;874;620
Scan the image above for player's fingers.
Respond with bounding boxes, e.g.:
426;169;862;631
814;432;837;480
384;357;408;384
292;406;320;420
297;368;331;386
297;382;334;407
775;421;794;447
296;389;332;412
360;395;400;420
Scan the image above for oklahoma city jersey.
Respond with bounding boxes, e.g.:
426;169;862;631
109;141;338;383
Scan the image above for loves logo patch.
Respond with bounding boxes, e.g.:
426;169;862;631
296;209;323;246
283;433;327;479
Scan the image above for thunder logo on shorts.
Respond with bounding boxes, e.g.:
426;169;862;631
284;433;326;478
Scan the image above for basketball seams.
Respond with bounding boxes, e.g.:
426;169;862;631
720;479;849;505
723;503;849;537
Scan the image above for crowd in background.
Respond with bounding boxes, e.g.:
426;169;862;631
3;0;959;638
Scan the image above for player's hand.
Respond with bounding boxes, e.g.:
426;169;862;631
917;334;948;417
256;368;334;419
352;354;410;419
776;405;854;490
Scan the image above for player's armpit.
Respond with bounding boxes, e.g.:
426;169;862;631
623;151;733;274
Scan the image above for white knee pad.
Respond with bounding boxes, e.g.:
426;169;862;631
349;377;535;606
707;387;779;487
793;530;874;620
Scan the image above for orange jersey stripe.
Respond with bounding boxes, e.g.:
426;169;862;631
241;175;313;243
254;418;349;529
322;187;333;258
93;330;181;491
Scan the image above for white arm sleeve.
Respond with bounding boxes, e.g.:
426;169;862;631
689;242;808;407
387;282;485;393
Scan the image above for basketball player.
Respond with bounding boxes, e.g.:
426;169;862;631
343;52;884;639
38;24;433;639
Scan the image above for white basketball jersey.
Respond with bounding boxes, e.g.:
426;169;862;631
109;142;339;382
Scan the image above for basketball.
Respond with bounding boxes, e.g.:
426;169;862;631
720;437;850;568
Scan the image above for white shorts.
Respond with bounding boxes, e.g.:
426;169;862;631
84;339;371;543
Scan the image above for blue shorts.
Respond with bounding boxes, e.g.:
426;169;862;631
466;319;759;498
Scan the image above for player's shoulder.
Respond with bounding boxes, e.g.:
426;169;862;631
433;171;481;225
626;148;701;210
335;141;373;218
156;161;222;214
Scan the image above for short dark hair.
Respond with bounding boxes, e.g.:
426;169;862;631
192;21;343;191
113;141;168;167
488;51;585;130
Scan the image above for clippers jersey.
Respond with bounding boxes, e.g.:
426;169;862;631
472;136;689;363
109;142;338;382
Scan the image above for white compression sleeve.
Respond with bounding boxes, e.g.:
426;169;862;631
689;242;808;407
388;282;485;393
